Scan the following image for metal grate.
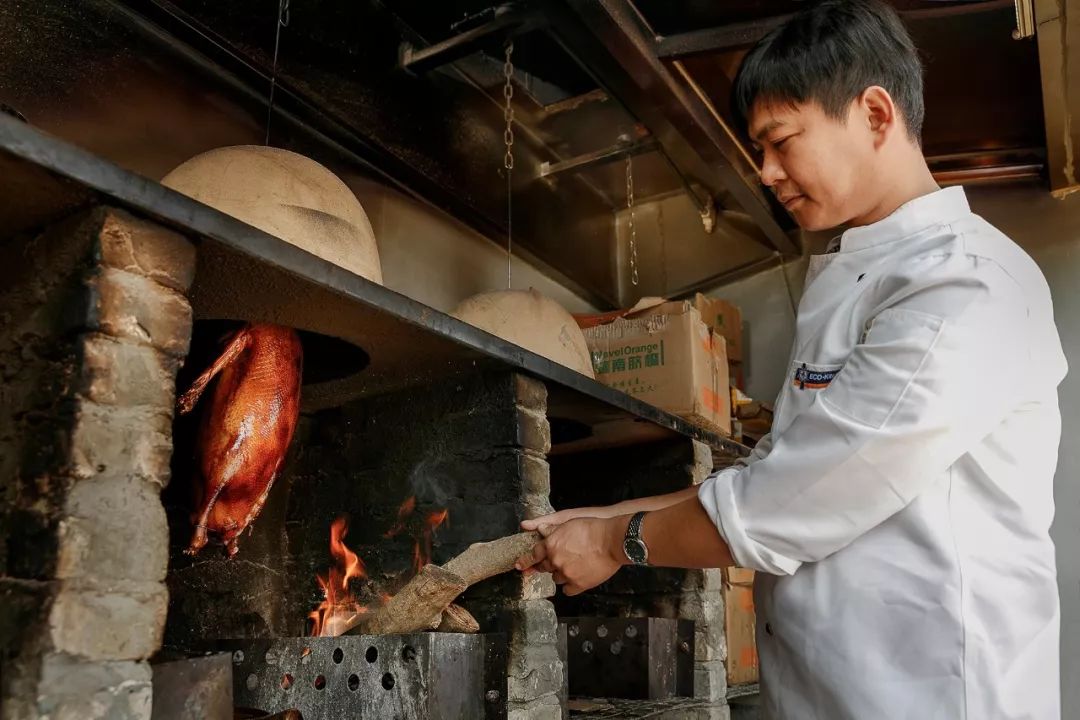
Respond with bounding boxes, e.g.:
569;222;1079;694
214;634;506;720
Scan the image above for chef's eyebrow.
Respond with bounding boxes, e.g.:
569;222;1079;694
753;120;784;142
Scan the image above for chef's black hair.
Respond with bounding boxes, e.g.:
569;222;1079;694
733;0;924;144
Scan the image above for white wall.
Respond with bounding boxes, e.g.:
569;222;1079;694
705;258;804;403
708;181;1080;716
350;179;598;315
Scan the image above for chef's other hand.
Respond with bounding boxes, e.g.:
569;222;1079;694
521;505;613;531
515;517;625;596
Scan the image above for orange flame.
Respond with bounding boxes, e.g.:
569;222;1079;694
384;496;417;539
413;509;450;574
308;516;368;637
308;505;449;634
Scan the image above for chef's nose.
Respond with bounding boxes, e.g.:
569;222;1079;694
759;147;787;188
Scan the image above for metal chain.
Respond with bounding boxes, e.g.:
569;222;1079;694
503;42;515;289
265;0;291;145
625;155;640;286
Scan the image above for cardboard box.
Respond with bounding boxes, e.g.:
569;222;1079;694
693;294;743;362
710;331;733;432
723;567;759;686
582;302;730;435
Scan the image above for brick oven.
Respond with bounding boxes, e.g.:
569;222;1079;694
0;118;748;718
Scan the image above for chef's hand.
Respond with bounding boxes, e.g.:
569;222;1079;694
515;516;629;596
521;505;616;532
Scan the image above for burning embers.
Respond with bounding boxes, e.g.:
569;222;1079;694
309;498;449;637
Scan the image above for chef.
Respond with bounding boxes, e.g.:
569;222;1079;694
516;1;1068;718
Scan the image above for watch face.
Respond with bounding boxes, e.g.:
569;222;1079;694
624;538;647;565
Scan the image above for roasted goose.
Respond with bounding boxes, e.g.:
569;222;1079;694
177;323;302;557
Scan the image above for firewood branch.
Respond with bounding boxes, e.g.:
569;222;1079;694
341;531;541;636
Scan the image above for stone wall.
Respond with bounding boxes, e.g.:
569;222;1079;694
0;208;195;719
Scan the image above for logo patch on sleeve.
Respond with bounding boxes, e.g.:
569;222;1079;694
792;363;840;390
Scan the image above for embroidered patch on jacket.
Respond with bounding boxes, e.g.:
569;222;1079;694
792;363;841;390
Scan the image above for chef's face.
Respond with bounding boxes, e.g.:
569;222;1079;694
747;98;877;232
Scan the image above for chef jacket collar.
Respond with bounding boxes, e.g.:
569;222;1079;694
838;186;970;254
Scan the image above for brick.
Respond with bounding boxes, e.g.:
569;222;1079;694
78;334;178;408
521;498;555;522
694;660;728;702
507;646;564;704
69;402;173;484
516;407;551;455
97;208;196;293
520;571;556;600
509;600;559;646
519;453;550;499
690;439;714;485
57;475;168;582
512;374;548;413
37;657;152;720
47;580;167;661
679;590;726;664
507;694;562;720
85;268;193;357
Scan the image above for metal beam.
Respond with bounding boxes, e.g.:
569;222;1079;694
655;16;791;58
539;138;658;177
543;0;798;257
655;0;1015;58
399;5;544;74
1034;0;1080;196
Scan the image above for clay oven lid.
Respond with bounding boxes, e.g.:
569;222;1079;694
451;289;596;379
162;145;383;285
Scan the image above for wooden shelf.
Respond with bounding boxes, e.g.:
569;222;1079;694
0;115;749;459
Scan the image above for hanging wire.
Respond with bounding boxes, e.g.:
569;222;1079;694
265;0;291;145
625;155;640;286
502;42;515;289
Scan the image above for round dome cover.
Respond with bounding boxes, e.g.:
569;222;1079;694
452;289;595;379
162;146;383;284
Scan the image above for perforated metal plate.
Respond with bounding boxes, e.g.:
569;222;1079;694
215;634;505;719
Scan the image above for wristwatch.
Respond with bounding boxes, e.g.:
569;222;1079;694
623;511;649;566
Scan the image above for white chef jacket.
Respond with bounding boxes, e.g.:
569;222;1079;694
699;187;1067;720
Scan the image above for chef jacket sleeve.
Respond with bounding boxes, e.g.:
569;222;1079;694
698;254;1034;575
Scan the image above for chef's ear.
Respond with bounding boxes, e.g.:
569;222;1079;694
859;86;897;149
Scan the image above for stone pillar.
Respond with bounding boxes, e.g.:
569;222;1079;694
681;441;730;711
499;375;564;720
0;208;195;719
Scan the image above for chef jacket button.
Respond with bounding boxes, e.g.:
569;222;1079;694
765;622;774;636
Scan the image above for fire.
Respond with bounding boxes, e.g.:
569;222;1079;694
384;496;417;538
413;509;450;574
308;503;449;635
308;516;368;637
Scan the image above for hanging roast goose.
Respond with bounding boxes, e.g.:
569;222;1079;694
178;323;303;557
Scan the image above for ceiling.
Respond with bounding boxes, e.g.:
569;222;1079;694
0;0;1053;309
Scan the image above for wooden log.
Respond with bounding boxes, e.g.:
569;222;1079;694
342;564;467;636
442;531;542;585
437;603;480;633
340;530;543;637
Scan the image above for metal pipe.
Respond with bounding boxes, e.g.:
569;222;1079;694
539;138;659;178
